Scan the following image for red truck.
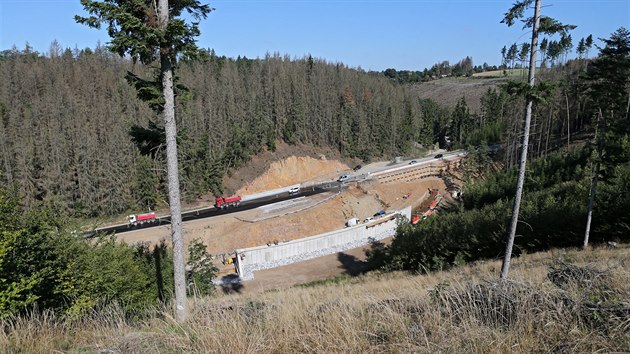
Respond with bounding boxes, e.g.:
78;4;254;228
215;195;241;209
128;212;158;226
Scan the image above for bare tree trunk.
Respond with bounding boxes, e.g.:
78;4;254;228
545;108;552;158
565;92;570;149
500;0;541;280
0;123;13;184
583;110;603;249
536;111;543;158
158;0;188;322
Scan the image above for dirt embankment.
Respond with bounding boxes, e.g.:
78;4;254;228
236;155;349;195
223;141;357;195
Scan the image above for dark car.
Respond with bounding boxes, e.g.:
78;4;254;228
373;210;386;217
434;154;444;159
353;164;362;171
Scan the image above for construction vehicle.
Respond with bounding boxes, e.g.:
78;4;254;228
215;195;241;209
429;194;443;210
128;212;158;226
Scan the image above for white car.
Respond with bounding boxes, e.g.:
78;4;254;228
288;186;301;194
364;216;374;223
338;174;350;183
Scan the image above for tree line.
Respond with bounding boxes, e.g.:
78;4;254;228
382;56;497;84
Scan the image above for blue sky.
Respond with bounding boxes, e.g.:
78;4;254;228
1;0;628;71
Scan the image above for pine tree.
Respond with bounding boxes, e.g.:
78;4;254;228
583;27;630;248
499;0;574;279
76;0;211;322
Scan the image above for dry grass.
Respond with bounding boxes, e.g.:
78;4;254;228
2;246;629;353
472;68;528;78
410;77;503;114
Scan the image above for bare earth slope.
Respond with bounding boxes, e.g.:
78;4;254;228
223;141;355;195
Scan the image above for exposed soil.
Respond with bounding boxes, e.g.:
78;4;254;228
223;141;358;195
117;149;450;288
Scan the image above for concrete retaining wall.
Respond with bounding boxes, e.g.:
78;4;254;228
374;157;462;184
235;206;412;280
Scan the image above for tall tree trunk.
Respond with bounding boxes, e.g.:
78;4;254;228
500;0;541;280
536;111;543;158
0;123;13;184
583;110;603;249
565;92;570;149
158;0;188;322
545;108;552;158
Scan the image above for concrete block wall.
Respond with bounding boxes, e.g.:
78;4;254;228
373;157;462;184
235;206;412;280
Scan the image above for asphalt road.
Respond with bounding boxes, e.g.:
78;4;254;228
85;182;342;237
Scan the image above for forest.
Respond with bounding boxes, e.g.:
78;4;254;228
370;27;630;273
0;38;604;218
0;47;440;217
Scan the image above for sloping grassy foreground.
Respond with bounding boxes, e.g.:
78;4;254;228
2;246;629;353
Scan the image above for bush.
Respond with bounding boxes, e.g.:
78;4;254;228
0;187;176;319
186;239;218;297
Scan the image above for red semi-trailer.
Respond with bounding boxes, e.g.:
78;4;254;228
215;195;241;209
128;212;158;226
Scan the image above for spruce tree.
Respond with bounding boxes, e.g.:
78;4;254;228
499;0;574;279
76;0;211;322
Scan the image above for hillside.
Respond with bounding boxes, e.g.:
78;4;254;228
3;246;628;352
223;141;351;196
1;29;627;347
0;49;439;217
410;77;504;114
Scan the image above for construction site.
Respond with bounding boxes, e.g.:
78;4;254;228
116;149;464;292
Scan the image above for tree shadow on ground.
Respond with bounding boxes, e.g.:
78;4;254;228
363;240;390;270
337;252;367;276
220;274;243;295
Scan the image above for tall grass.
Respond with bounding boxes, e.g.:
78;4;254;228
2;246;629;353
